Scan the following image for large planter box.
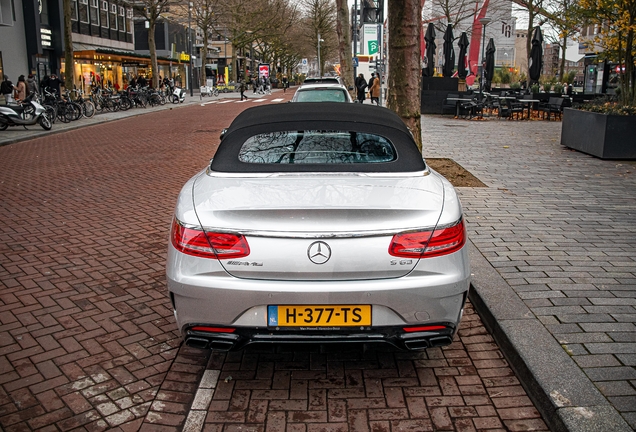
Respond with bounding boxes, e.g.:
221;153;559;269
561;108;636;159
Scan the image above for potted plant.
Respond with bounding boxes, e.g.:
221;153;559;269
560;0;636;159
562;96;636;159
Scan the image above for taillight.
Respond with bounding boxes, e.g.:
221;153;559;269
389;219;466;258
171;218;250;259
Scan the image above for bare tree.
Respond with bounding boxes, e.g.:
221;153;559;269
132;0;175;88
189;0;221;86
335;0;354;90
387;0;423;150
301;0;338;76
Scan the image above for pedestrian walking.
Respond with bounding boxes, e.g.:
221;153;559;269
26;74;38;97
239;79;248;101
1;75;16;104
354;73;367;103
282;76;289;93
369;74;380;105
14;75;27;101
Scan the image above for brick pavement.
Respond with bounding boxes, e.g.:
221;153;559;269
423;115;636;430
0;97;552;431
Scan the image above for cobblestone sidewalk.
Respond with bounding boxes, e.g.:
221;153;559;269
423;115;635;431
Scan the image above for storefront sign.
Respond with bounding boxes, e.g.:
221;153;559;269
180;52;190;62
41;28;52;48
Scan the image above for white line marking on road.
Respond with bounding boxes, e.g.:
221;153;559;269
201;101;218;106
183;369;220;432
271;98;284;102
252;99;267;102
218;100;234;104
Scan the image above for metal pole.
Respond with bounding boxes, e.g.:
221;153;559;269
479;17;490;99
188;2;193;96
317;33;321;77
353;0;358;78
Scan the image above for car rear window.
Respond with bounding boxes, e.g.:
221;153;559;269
296;89;347;102
238;130;397;164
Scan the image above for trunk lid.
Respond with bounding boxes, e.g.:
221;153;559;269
192;173;445;280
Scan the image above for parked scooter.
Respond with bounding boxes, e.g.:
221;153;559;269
0;93;52;131
172;86;186;104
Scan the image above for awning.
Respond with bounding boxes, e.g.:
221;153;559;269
72;43;175;62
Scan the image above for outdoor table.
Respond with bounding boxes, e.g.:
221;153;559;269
518;99;540;119
445;98;474;117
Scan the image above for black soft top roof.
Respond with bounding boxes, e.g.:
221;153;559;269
212;102;425;173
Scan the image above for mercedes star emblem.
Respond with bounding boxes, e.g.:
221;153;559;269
307;241;331;265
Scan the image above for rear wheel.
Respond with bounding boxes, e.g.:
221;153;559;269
0;122;8;131
82;101;96;118
172;95;179;104
44;105;57;124
39;114;52;130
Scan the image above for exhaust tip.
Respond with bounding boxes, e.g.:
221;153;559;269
185;337;210;350
429;336;453;347
404;339;429;351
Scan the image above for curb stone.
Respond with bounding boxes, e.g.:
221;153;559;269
468;241;633;432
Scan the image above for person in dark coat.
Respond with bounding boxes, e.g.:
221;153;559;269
355;73;367;103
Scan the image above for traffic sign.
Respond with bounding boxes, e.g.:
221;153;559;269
352;57;359;67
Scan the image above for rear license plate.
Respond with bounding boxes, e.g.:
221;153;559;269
268;305;371;327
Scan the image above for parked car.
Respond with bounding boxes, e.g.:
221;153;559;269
291;83;353;103
167;102;470;352
302;76;342;85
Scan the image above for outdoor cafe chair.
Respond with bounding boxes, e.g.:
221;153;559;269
442;93;460;115
539;97;564;121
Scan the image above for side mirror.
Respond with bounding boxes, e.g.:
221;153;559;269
348;86;354;91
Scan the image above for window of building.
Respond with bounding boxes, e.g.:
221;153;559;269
126;9;133;34
71;0;78;21
0;0;14;25
117;6;124;31
79;0;89;23
110;3;117;30
89;0;98;25
100;1;108;28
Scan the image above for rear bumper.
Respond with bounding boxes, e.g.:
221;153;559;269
182;322;458;352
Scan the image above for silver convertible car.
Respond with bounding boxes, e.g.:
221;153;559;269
167;103;470;351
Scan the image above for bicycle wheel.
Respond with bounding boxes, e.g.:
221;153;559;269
69;102;83;120
57;104;70;123
44;105;57;124
82;100;96;118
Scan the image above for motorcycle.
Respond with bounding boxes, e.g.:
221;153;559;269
172;86;186;104
0;93;52;131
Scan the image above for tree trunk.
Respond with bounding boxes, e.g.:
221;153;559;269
387;0;423;151
149;19;159;88
559;34;566;80
335;0;354;93
63;0;74;90
201;30;209;86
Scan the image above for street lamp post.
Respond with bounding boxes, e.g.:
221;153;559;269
317;33;322;77
479;16;491;99
188;2;193;96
